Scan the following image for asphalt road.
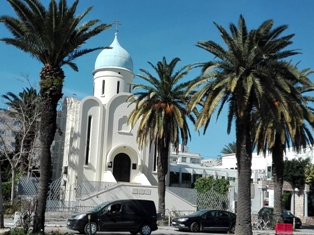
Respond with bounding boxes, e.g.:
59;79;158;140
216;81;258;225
3;218;314;235
21;226;314;235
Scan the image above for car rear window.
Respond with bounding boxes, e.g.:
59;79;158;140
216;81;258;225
125;200;156;215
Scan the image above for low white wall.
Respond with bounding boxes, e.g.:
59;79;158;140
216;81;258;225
78;184;197;215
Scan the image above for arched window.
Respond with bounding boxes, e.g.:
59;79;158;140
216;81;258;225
85;115;92;165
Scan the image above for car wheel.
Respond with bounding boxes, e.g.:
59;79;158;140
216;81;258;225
229;224;235;234
139;224;152;235
190;222;200;232
84;222;97;235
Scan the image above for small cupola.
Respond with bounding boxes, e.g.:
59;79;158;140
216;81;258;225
94;32;133;73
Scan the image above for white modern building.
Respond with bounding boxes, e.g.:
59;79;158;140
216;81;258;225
219;147;314;220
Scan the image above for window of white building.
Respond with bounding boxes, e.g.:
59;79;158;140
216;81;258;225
267;166;272;179
102;80;105;95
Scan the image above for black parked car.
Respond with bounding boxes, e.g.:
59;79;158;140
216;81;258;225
258;206;302;228
67;199;158;235
172;209;236;233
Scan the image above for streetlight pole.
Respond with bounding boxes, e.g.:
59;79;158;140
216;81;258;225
294;188;299;215
291;188;299;230
258;176;267;208
304;184;309;222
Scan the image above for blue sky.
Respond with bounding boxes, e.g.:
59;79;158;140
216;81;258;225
1;0;314;158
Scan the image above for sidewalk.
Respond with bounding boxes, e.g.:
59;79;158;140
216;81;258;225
4;217;67;228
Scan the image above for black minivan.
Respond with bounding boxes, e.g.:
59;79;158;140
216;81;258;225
67;199;158;235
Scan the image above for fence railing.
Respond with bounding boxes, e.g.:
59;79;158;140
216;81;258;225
18;177;231;217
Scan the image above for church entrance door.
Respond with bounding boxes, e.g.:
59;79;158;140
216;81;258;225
113;153;131;182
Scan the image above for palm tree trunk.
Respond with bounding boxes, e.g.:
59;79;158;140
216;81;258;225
0;160;4;228
157;140;169;218
272;134;284;222
157;158;166;218
33;92;59;233
235;115;253;235
32;66;64;233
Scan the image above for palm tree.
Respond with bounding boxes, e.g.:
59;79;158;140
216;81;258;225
127;57;194;217
2;88;39;171
0;0;110;232
254;65;314;221
220;141;236;155
1;87;40;204
188;15;303;234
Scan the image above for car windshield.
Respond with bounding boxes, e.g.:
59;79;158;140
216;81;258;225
187;210;208;217
88;201;112;213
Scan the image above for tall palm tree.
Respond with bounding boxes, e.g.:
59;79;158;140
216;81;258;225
254;65;314;221
127;57;195;217
1;87;40;204
0;0;110;232
188;15;303;234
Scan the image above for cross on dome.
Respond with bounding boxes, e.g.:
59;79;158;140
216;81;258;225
113;20;121;33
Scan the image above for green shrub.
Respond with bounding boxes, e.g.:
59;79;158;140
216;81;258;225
8;227;30;235
4;201;21;215
2;181;12;201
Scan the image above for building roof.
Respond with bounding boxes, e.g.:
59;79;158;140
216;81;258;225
94;32;133;72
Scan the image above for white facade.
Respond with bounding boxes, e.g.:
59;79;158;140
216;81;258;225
61;33;157;197
221;147;314;181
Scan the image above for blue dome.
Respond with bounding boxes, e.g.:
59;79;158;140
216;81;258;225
95;33;133;72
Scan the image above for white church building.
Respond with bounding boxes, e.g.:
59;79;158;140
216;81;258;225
61;32;158;190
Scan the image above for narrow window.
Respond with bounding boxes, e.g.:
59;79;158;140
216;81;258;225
102;80;105;95
85;116;92;165
129;84;132;93
267;166;272;179
153;144;157;171
117;81;120;94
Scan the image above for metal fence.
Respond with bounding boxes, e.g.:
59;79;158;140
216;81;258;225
197;187;230;211
18;177;231;215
